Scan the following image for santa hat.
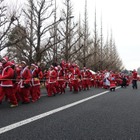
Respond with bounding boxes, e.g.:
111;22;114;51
54;66;58;71
2;56;9;62
21;61;26;65
57;65;61;69
31;63;38;68
50;65;54;69
72;63;76;67
10;60;15;66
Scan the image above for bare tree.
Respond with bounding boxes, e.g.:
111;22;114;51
75;14;83;67
0;0;19;56
48;0;61;65
98;14;104;70
58;0;82;63
102;30;124;71
91;7;100;72
52;0;58;63
79;0;92;68
108;37;124;71
23;0;65;64
7;25;28;62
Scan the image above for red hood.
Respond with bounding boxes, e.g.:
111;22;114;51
2;61;11;68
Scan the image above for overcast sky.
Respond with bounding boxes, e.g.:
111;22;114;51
5;0;140;70
70;0;140;70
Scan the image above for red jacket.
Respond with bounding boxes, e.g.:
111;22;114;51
71;67;81;80
19;66;31;88
132;71;138;80
57;69;65;81
46;69;57;83
0;62;14;87
31;67;41;86
81;70;89;80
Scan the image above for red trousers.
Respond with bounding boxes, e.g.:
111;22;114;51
71;79;79;92
19;87;31;103
0;87;18;105
46;82;57;96
30;85;40;101
58;80;65;94
82;79;89;90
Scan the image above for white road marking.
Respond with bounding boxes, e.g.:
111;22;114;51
0;88;120;135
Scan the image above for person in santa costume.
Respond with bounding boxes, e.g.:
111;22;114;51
45;65;57;97
57;65;66;94
9;60;21;102
94;73;100;88
81;67;90;90
0;57;18;107
107;72;116;91
14;64;22;102
120;74;128;88
18;61;31;104
30;63;42;102
66;70;73;91
103;71;110;89
86;69;93;89
71;64;81;92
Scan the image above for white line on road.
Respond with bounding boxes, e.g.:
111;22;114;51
0;88;120;135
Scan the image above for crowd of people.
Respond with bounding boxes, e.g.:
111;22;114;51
0;56;138;108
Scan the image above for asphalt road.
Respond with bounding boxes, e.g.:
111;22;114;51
0;83;140;140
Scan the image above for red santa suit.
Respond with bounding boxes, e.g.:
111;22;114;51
108;75;116;91
115;73;122;86
15;66;22;102
45;66;57;97
81;68;89;90
66;71;73;91
71;65;81;92
9;61;20;103
18;64;31;103
57;66;66;94
87;69;93;88
103;72;110;89
0;59;18;107
94;74;100;88
30;64;42;102
132;70;138;89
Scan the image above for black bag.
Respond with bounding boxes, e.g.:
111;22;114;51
12;70;17;83
24;84;30;88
